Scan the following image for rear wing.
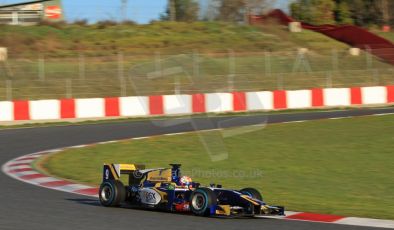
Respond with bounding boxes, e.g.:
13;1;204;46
103;163;145;181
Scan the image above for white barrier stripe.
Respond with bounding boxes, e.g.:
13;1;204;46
0;101;13;121
27;154;45;158
45;149;64;153
29;177;60;184
56;184;91;191
246;91;273;111
361;86;387;105
206;93;233;113
13;171;39;177
16;155;41;160
68;145;88;149
329;117;351;120
373;113;394;116
4;162;29;167
281;120;307;124
30;100;61;120
76;98;105;118
7;165;32;170
98;141;117;145
119;96;149;117
336;217;394;228
14;159;38;163
255;211;301;219
287;90;312;109
31;151;49;155
323;88;351;107
10;160;34;164
164;95;192;115
164;132;188;136
284;211;302;216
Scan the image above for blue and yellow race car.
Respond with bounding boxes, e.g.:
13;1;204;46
99;163;285;217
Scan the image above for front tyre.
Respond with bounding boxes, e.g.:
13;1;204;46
99;180;126;207
240;187;263;201
190;188;217;216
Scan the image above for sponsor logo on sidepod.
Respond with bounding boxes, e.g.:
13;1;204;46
140;188;161;205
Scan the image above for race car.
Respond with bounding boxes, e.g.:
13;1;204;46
99;163;285;217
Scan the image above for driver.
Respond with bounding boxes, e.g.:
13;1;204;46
179;176;192;188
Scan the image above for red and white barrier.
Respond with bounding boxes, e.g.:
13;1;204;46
1;86;394;122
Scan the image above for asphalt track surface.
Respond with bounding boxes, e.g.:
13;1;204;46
1;107;394;230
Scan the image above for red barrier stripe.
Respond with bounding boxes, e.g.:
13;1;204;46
286;212;344;222
74;188;99;196
192;94;205;113
232;92;246;111
311;88;324;107
350;87;362;105
60;99;75;119
105;97;120;117
387;85;394;103
13;100;30;120
8;168;33;173
20;174;47;180
149;96;164;115
273;90;287;109
7;163;31;167
40;180;73;187
15;156;37;161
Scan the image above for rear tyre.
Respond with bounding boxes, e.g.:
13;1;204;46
99;180;126;207
240;187;263;201
190;188;217;216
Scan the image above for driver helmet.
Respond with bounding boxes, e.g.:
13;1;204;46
180;176;192;187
